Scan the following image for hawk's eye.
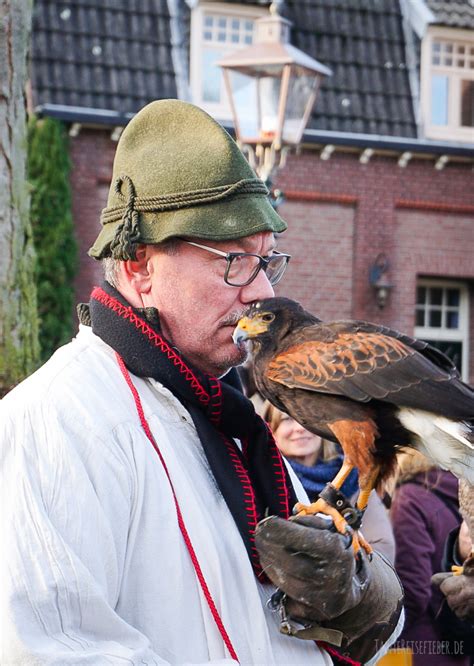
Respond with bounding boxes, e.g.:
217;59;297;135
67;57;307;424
261;313;275;323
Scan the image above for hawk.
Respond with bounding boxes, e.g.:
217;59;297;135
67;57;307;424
233;297;474;566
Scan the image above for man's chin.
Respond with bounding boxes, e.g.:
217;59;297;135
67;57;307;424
213;341;248;378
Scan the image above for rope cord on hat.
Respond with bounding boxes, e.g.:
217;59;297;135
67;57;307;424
101;176;268;224
108;175;141;260
104;175;269;260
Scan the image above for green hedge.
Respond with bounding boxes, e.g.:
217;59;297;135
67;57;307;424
28;117;77;362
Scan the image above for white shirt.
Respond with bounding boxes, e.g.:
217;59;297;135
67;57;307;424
0;326;331;665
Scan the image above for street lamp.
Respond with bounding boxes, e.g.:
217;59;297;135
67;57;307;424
369;253;393;309
218;2;331;187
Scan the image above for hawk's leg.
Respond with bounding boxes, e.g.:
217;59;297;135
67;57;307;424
350;466;382;557
294;461;372;556
294;459;355;521
294;419;379;556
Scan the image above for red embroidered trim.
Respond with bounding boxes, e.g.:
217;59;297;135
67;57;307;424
208;377;222;428
265;424;292;519
92;287;210;406
222;435;262;576
116;352;239;663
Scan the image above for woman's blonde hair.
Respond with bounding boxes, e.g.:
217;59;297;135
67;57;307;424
261;400;339;462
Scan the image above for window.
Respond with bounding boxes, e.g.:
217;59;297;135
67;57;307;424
190;2;265;119
421;28;474;142
414;280;469;380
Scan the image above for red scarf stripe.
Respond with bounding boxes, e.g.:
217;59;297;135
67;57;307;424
265;424;292;519
222;435;262;574
92;287;211;405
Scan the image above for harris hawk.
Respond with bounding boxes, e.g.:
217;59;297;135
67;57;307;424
233;297;474;568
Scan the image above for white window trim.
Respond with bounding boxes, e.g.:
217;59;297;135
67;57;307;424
414;278;469;381
420;26;474;143
190;1;266;121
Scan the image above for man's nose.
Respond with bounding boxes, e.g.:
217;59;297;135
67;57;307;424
240;268;274;303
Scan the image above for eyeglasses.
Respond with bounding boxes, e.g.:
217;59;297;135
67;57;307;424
180;239;291;287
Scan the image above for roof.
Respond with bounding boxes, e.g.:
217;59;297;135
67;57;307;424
425;0;474;28
30;0;472;141
31;0;178;114
285;0;417;137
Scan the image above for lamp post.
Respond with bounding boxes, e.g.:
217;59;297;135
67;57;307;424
218;2;331;196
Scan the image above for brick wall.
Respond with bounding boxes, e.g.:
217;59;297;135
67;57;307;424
69;129;116;309
69;131;474;382
275;200;355;321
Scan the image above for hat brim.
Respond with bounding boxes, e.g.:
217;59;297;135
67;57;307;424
89;193;287;259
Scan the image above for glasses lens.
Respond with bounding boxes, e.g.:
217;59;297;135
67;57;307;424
264;254;289;285
225;252;290;286
226;254;261;286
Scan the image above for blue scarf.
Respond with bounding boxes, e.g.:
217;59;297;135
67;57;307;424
289;454;359;502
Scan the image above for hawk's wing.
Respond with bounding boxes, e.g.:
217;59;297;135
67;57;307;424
267;323;470;412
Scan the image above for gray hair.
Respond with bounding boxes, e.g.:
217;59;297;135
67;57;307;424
102;257;120;287
102;239;179;288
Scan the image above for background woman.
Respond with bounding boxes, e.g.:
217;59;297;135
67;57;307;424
391;450;470;666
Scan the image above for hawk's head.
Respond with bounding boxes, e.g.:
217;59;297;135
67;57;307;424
233;297;319;351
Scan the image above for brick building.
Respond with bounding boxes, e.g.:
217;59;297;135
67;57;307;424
30;0;474;382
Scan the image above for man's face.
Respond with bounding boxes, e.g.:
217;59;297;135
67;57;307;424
142;232;277;377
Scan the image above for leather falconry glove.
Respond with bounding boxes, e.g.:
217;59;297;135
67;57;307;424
256;515;403;665
432;571;474;623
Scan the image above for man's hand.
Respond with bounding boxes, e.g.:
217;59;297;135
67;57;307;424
432;571;474;623
256;514;366;620
256;514;403;664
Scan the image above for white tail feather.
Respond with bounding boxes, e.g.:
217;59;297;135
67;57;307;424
397;408;474;484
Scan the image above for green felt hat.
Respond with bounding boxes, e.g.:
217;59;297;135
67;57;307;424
89;99;287;260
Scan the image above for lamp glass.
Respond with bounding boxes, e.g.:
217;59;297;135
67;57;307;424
282;66;320;144
228;65;283;144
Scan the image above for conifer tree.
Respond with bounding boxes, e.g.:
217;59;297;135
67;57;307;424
28;117;78;362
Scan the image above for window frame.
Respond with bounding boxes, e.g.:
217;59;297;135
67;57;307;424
414;278;470;381
189;1;266;120
420;26;474;142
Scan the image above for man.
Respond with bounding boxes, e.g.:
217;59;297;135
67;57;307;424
1;100;403;665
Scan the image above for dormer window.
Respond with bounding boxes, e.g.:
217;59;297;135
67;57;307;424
421;28;474;142
190;2;265;120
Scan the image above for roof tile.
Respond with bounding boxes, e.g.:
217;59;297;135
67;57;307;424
426;1;474;28
32;0;177;113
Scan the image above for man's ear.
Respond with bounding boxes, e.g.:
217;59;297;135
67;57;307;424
122;245;152;294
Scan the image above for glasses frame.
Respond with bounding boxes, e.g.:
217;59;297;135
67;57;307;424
180;239;291;287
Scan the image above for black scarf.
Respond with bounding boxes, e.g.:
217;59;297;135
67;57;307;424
86;282;297;578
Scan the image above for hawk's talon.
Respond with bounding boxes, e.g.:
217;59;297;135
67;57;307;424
293;497;373;558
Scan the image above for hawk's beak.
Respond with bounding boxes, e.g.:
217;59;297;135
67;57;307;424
233;315;269;345
232;317;251;345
